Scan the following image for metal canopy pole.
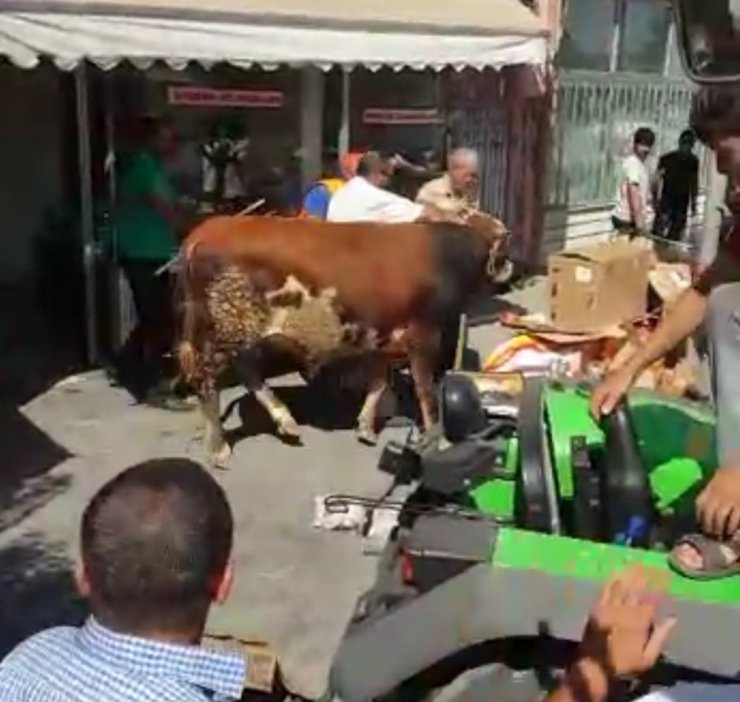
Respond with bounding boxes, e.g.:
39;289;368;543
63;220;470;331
74;62;99;365
338;66;351;157
300;66;324;188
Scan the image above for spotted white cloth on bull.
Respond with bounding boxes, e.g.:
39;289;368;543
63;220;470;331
327;176;424;223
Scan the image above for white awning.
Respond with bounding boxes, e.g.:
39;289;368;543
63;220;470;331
0;1;548;72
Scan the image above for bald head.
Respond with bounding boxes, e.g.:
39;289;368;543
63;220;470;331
448;148;479;198
449;148;479;171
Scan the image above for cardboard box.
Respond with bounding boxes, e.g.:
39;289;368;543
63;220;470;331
648;262;691;315
548;240;651;332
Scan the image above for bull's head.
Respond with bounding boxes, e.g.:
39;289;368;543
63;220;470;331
460;209;513;284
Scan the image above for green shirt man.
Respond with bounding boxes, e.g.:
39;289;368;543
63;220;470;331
115;149;179;262
111;118;192;411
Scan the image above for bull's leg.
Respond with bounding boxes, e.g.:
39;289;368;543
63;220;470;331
407;326;441;432
235;351;302;441
356;356;389;446
409;350;437;431
200;389;232;469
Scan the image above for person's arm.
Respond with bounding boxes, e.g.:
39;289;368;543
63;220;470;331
546;659;610;702
417;179;469;218
416;178;450;208
415;179;438;206
368;186;425;223
628;183;647;231
418;201;461;222
690;158;699;216
147;193;179;225
652;157;666;210
624;159;647;231
143;160;186;235
544;569;676;702
622;288;707;377
591;285;708;416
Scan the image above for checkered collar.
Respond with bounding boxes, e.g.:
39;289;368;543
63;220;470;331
77;617;246;700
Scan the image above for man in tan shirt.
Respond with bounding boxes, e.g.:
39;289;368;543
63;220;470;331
416;147;481;215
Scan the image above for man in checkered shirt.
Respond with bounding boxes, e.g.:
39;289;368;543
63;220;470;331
0;459;273;701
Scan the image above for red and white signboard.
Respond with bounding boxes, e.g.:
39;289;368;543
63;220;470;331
362;108;443;125
167;86;284;108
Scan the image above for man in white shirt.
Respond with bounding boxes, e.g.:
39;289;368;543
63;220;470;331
612;127;656;235
327;151;426;223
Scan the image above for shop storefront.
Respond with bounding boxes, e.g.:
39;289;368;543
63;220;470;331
106;63;305;212
347;69;445;161
0;0;549;365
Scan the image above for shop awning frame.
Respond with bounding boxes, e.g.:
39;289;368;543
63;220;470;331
0;1;549;72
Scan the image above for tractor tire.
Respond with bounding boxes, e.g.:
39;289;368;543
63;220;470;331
430;664;545;702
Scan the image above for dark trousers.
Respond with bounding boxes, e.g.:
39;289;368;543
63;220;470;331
114;259;175;401
653;197;689;241
611;216;636;235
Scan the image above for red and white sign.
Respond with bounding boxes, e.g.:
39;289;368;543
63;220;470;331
362;108;443;125
167;86;284;108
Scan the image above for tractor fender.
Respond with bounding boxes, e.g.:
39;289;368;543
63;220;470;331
329;563;740;701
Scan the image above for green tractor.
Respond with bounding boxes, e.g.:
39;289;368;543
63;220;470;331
327;374;737;701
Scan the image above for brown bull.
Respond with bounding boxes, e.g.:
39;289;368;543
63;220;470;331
176;213;507;468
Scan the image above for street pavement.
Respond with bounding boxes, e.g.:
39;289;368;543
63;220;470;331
0;280;545;697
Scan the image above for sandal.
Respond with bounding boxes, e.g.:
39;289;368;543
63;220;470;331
668;532;740;580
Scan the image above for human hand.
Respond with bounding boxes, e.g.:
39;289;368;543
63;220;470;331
589;366;636;419
696;468;740;537
578;568;675;681
691;261;709;284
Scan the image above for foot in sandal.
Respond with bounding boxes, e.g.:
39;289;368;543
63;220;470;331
669;532;740;579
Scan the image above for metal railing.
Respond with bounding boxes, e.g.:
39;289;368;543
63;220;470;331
548;71;706;209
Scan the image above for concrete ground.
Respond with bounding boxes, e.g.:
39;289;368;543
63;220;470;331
0;280;545;697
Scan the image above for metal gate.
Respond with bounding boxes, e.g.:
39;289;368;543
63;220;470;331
446;71;510;222
548;71;701;208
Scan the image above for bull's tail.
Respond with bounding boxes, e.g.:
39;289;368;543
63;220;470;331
174;241;202;383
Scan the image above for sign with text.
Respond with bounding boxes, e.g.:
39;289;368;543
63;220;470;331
167;86;284;108
362;108;443;125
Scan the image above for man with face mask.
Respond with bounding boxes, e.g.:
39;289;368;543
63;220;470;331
592;85;740;580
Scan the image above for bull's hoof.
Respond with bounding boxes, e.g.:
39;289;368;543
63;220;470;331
276;419;302;444
209;442;232;470
356;425;379;446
